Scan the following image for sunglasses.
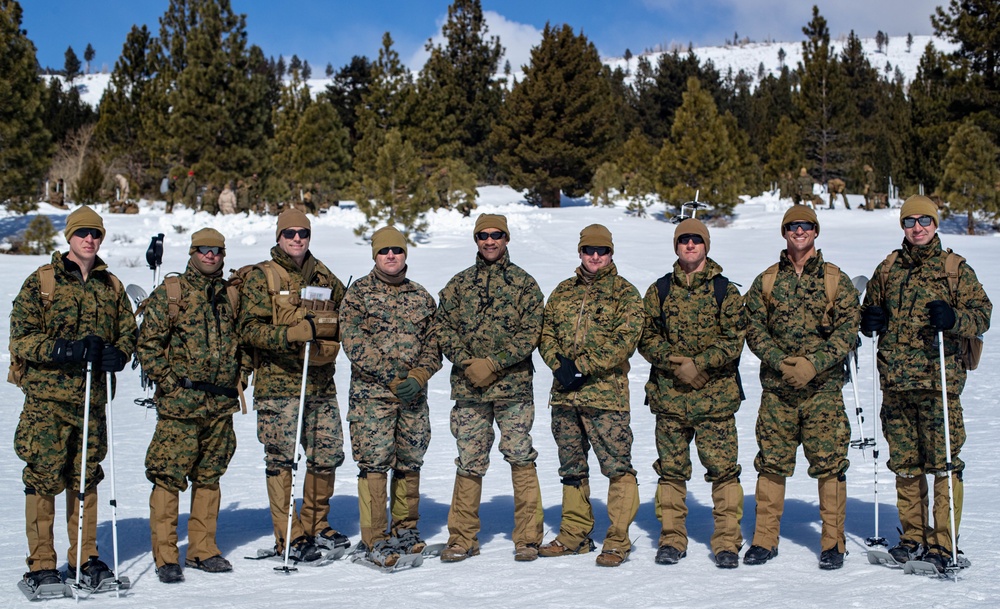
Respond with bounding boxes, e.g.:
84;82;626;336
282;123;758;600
677;234;705;245
901;215;934;229
475;231;506;241
377;246;405;256
72;227;103;240
581;245;612;256
195;245;223;256
280;228;311;239
783;221;816;233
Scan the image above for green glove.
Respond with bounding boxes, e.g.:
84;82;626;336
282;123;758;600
396;377;421;404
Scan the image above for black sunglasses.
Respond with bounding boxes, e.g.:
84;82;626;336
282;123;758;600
677;234;704;245
784;221;816;233
195;245;223;256
377;246;405;256
72;227;103;240
901;215;934;229
475;231;506;241
581;245;612;256
280;228;311;239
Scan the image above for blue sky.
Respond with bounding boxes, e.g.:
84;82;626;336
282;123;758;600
23;0;945;75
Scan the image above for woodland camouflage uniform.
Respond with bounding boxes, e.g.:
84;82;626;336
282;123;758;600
539;238;644;565
239;243;347;555
435;217;545;562
11;248;136;576
863;210;991;564
340;254;442;558
639;257;747;561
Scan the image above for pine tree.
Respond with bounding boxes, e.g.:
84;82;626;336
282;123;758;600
618;129;658;215
42;77;97;148
354;33;416;181
22;214;57;254
272;63;313;200
764;115;804;185
491;23;618;207
290;100;352;204
84;43;95;73
0;0;52;208
64;46;81;81
351;128;430;239
908;42;962;191
937;120;1000;234
324;55;372;146
426;158;478;215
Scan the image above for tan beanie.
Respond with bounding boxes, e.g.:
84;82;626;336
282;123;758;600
63;205;105;241
371;226;407;260
899;195;939;227
189;228;226;253
578;224;614;253
781;205;820;236
674;218;710;253
275;208;311;241
473;213;510;239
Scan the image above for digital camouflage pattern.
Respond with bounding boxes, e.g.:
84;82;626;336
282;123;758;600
551;406;635;480
450;400;539;476
862;235;992;395
144;415;236;491
540;262;643;412
435;250;543;402
11;253;137;494
340;269;441;473
880;389;966;476
256;396;345;470
639;257;746;421
239;245;346;399
652;415;740;482
753;390;851;478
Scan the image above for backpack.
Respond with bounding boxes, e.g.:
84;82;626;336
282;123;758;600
877;250;983;371
653;272;745;401
7;265;123;389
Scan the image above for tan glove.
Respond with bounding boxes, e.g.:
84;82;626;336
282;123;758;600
780;356;817;389
667;355;710;389
461;357;500;388
286;318;315;344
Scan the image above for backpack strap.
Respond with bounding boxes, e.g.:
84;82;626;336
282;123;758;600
37;264;56;311
942;251;965;304
259;261;290;295
655;273;672;329
163;275;183;323
822;262;841;327
760;263;780;304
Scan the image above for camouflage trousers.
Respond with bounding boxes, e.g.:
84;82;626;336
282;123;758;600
348;398;430;474
256;396;345;472
144;413;237;492
551;405;636;480
450;400;539;477
15;396;106;495
881;390;965;477
753;390;850;479
653;414;741;483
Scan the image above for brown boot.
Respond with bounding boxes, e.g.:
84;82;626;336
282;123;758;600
265;469;305;554
711;477;744;556
66;489;99;568
928;473;963;554
187;484;224;566
655;479;688;555
25;490;57;571
442;474;482;562
895;474;930;549
818;474;846;554
511;464;543;558
359;472;397;567
601;473;639;563
389;471;424;553
539;477;595;557
149;485;180;568
746;472;785;561
300;469;334;537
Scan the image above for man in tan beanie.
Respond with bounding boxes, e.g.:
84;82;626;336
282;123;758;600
137;228;248;583
637;217;747;568
339;226;442;568
11;205;136;594
436;213;546;563
239;209;351;562
742;206;858;570
538;224;643;567
860;195;991;573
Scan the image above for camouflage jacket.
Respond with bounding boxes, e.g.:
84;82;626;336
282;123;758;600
435;251;543;402
863;235;991;394
239;246;345;399
136;264;246;419
340;269;442;404
639;258;746;420
540;263;643;412
10;252;137;405
745;250;860;397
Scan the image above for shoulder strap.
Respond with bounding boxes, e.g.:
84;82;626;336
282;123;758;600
760;263;780;303
877;251;899;296
163;275;183;323
823;262;840;309
37;264;56;311
943;251;965;303
259;261;289;295
655;273;672;328
225;282;241;319
712;274;728;309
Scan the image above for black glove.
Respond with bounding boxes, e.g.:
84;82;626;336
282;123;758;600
99;345;128;372
927;300;956;331
51;335;104;364
554;354;588;392
860;305;888;337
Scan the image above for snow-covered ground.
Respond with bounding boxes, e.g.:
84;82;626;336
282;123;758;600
0;189;996;607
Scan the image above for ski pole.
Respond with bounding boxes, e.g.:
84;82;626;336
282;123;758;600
74;362;94;589
866;335;886;547
279;341;311;573
106;371;121;597
937;331;959;574
847;348;873;453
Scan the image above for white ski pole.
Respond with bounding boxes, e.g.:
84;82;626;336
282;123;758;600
866;336;886;547
937;331;959;574
279;341;311;573
847;349;871;454
74;362;93;588
106;371;121;596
